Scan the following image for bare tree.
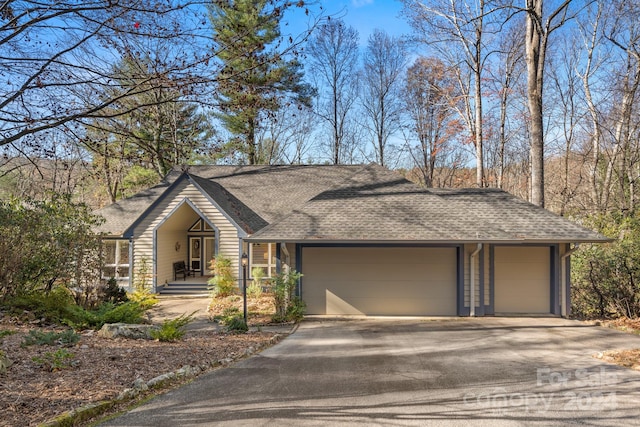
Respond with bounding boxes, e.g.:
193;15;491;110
523;0;573;207
575;2;607;211
402;0;505;187
307;19;360;164
403;57;464;187
0;1;213;150
599;0;640;212
253;104;316;164
485;23;525;189
360;30;407;167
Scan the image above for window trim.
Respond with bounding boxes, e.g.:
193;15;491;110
249;243;276;279
102;239;131;281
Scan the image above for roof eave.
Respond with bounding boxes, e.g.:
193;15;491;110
244;236;614;244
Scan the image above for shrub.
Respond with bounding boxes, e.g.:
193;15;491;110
216;306;241;324
208;255;237;297
63;300;150;330
32;349;75;371
128;287;159;310
0;195;103;300
272;270;304;323
150;313;195;342
103;278;129;304
213;306;247;333
247;267;264;299
2;287;77;325
225;316;248;333
571;212;640;319
21;329;79;347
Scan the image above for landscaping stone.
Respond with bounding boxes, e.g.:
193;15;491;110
97;323;160;340
0;351;13;373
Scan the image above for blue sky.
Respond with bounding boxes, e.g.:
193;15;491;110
285;0;409;45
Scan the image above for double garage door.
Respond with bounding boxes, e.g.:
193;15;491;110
301;245;553;316
302;247;457;316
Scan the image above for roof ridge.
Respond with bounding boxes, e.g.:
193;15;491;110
246;165;376;238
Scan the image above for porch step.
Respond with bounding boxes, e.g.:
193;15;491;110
159;282;209;296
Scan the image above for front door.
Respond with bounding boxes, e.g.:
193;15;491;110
189;237;201;275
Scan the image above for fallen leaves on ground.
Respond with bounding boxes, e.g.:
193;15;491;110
593;317;640;372
0;321;277;427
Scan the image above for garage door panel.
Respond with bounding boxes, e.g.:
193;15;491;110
306;263;453;279
302;247;457;316
495;247;550;314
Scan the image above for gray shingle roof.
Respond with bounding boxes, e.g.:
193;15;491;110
95;163;608;243
95;170;182;236
247;165;609;243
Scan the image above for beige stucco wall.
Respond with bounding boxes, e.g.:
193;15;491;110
131;179;241;288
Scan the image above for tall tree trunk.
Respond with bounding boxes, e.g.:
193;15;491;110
525;0;545;207
474;14;484;187
579;4;603;211
524;0;572;207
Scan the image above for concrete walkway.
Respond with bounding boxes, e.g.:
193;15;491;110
101;317;640;426
148;296;218;331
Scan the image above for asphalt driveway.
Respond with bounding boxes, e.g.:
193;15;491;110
101;317;640;426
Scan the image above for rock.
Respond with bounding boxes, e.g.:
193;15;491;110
97;323;160;340
132;378;148;391
147;372;175;388
0;351;13;373
117;388;138;400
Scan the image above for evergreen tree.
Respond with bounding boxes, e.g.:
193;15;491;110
209;0;312;164
84;54;215;202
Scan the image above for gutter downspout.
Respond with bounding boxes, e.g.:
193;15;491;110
560;244;580;318
470;243;483;317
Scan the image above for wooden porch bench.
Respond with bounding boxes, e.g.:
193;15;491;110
173;261;189;281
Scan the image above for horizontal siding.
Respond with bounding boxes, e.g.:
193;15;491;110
131;180;241;288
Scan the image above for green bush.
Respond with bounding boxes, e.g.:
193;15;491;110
63;300;150;330
215;306;241;324
103;278;129;304
247;267;264;299
272;270;304;323
150;313;195;342
128;287;159;310
32;349;75;371
213;306;247;333
225;316;248;333
2;287;77;324
0;195;103;300
21;329;79;347
207;255;237;297
571;212;640;319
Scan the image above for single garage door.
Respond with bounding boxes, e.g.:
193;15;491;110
494;246;550;314
302;247;457;316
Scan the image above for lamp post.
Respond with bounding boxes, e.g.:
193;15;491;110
241;252;248;326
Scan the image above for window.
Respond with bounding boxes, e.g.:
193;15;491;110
102;239;130;281
249;243;276;278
